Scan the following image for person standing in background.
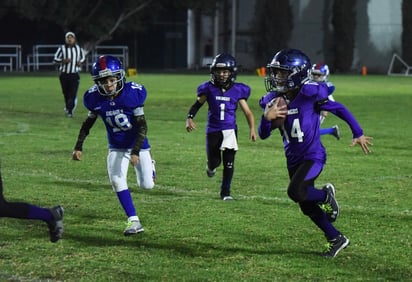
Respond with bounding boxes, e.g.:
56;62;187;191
54;31;86;118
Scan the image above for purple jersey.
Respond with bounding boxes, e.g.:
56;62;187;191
197;81;251;133
259;81;363;168
83;81;150;150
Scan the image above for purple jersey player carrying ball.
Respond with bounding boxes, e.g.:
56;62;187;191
185;53;256;200
72;55;155;236
258;49;373;258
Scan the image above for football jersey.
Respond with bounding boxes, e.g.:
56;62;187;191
83;81;150;150
259;81;363;168
197;81;251;133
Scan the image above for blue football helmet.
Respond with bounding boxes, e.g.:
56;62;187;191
309;63;330;82
210;53;237;88
265;49;311;93
91;55;125;96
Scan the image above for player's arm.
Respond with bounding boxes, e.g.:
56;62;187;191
239;99;256;141
319;100;373;154
72;112;98;160
131;111;148;157
186;95;206;132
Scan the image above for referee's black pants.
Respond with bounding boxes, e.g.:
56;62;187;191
59;72;80;115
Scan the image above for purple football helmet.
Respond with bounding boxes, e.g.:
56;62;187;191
210;53;238;88
265;49;311;93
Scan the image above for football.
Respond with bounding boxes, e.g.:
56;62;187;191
268;96;287;129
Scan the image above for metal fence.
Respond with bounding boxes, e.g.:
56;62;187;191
0;45;22;71
0;44;128;72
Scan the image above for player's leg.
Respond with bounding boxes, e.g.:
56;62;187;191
0;168;63;242
206;132;223;177
107;150;143;235
320;125;340;140
134;149;154;190
288;161;348;257
220;149;236;200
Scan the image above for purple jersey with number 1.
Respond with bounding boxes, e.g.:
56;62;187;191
197;81;251;133
83;81;150;150
259;81;363;168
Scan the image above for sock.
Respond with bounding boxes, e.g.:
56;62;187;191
28;205;53;221
305;186;327;202
320;128;334;135
116;189;137;218
310;212;340;240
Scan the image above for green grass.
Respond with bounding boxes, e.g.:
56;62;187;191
0;72;411;281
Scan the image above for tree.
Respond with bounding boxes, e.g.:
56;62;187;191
331;0;356;72
253;0;293;67
402;0;412;64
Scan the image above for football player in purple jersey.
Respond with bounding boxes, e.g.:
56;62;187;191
72;55;155;236
0;164;63;242
309;63;340;140
258;49;373;257
185;53;256;201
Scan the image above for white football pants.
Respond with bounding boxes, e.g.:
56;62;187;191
107;149;155;192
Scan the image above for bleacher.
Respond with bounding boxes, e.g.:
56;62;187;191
0;44;128;72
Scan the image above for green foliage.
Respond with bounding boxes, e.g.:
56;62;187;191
253;0;293;65
402;0;412;64
0;73;411;281
332;0;356;72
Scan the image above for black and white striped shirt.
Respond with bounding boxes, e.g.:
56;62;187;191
54;44;86;73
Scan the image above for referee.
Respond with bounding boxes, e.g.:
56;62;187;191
54;31;86;118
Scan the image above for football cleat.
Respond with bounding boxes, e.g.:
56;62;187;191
322;234;350;258
124;220;144;236
206;167;216;178
222;196;233;201
47;205;64;243
321;183;339;222
332;125;341;140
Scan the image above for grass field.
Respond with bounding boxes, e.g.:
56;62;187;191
0;72;411;281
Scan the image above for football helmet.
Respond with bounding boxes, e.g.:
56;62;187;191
265;49;311;93
91;55;125;96
210;53;237;89
309;63;329;82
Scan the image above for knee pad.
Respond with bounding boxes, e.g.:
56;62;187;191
110;176;128;192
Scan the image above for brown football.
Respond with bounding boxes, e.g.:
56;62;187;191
269;97;287;129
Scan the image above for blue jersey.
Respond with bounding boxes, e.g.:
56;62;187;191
258;81;363;168
83;81;150;150
197;81;251;133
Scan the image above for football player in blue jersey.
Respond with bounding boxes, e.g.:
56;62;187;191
72;55;155;236
309;63;340;140
258;49;373;257
0;164;63;242
185;53;256;201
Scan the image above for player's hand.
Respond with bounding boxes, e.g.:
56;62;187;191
264;99;287;121
186;118;196;132
351;135;373;154
250;130;257;142
130;154;140;166
72;150;82;161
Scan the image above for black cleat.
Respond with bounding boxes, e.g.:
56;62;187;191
47;206;64;243
332;125;341;140
321;183;339;222
322;234;350;258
